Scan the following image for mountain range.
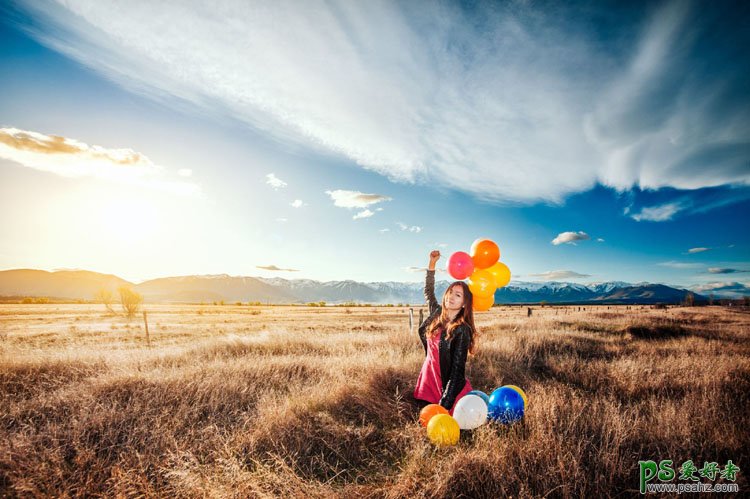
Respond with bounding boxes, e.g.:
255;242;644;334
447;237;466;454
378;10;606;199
0;269;707;305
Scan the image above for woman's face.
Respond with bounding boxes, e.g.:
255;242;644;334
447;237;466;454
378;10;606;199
444;285;465;311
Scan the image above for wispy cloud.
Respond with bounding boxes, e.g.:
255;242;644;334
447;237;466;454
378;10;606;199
688;247;710;254
630;201;685;222
266;173;287;190
353;209;374;220
0;126;198;194
529;270;591;280
290;199;304;208
707;267;748;274
325;189;391;209
552;231;590;246
397;222;422;233
19;1;748;203
658;261;703;269
256;265;299;272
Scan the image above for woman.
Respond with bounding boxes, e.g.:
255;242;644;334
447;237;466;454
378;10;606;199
413;250;477;415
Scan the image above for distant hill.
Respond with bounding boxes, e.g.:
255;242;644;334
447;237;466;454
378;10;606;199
0;269;130;300
134;275;296;303
0;268;707;304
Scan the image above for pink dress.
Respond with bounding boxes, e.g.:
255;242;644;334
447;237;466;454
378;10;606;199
413;328;473;415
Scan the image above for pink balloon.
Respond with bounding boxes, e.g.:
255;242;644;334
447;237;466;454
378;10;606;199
446;251;474;280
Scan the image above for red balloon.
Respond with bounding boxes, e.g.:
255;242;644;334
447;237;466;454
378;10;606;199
470;239;500;269
446;251;474;280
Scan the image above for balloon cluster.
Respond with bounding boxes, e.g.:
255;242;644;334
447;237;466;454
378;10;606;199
446;239;511;312
419;385;528;446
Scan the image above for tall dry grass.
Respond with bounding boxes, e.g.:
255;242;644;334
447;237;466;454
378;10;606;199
1;304;748;497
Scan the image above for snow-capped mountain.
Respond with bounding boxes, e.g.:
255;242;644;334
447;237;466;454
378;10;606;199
0;269;711;304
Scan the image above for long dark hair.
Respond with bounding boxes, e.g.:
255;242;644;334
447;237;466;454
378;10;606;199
426;281;478;355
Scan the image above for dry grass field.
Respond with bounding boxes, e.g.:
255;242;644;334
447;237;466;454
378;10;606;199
1;304;748;497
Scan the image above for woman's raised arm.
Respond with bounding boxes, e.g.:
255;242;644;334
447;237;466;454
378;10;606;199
425;250;440;315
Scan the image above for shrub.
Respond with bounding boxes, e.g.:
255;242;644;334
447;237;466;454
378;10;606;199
118;286;143;318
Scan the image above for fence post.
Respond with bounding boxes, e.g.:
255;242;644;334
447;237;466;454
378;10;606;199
409;308;414;335
143;311;151;347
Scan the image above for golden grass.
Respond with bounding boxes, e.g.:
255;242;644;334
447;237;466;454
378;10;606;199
1;304;748;497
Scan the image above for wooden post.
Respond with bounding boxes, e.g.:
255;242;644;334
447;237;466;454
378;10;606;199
419;308;423;327
143;311;151;347
409;308;414;335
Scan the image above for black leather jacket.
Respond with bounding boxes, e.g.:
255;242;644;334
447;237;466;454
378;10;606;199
417;269;472;410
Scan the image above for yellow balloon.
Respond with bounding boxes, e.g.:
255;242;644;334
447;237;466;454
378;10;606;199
468;269;496;298
487;262;511;288
504;385;528;407
426;414;460;446
473;294;494;312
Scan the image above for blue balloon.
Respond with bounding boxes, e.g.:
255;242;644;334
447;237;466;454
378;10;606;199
488;386;525;424
468;390;490;407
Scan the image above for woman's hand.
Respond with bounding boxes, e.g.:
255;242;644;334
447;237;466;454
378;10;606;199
428;250;440;270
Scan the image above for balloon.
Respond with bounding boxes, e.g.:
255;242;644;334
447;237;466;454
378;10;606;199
472;293;494;312
419;403;449;428
488;386;524;424
426;414;460;446
468;390;490;406
504;385;528;407
470;239;500;269
487;262;511;288
446;251;474;280
468;269;496;298
452;394;488;430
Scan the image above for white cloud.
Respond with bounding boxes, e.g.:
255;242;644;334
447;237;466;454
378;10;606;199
551;231;590;245
379;228;390;233
688;247;710;254
256;264;299;272
266;173;287;190
0;126;198;195
596;238;605;243
529;270;591;280
276;217;288;223
397;222;422;233
657;261;702;269
353;209;374;220
630;202;684;222
21;1;748;205
177;168;192;177
325;189;391;209
290;199;304;208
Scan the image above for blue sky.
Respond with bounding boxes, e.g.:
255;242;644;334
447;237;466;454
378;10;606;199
0;0;748;296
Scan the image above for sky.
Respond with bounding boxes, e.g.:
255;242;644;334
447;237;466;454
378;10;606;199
0;0;748;296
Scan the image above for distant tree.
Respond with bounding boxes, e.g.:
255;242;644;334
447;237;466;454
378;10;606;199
708;293;715;306
684;292;695;307
118;286;143;318
94;288;115;313
744;296;750;308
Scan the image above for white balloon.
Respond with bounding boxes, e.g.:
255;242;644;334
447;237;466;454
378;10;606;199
452;394;488;430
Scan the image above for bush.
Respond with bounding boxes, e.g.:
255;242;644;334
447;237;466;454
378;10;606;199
118;286;143;318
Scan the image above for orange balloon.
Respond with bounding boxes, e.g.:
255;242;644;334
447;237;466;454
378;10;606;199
470;239;500;269
419;403;449;427
473;293;494;311
487;261;511;288
468;269;496;298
